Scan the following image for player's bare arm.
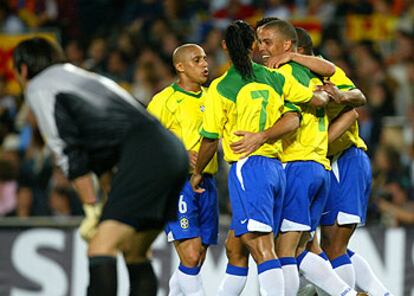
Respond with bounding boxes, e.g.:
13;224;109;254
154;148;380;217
230;112;300;157
318;81;366;107
191;137;218;193
72;173;97;204
328;108;359;144
266;52;336;77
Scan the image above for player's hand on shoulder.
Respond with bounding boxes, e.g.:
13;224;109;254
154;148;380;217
266;52;293;69
317;81;344;104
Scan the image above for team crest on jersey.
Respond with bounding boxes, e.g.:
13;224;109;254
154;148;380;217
180;218;189;229
200;105;205;112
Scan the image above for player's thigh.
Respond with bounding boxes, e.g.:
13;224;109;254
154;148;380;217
122;229;161;263
88;220;135;256
275;230;302;257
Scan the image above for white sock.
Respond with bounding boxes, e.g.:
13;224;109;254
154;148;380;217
280;257;299;296
297;251;357;296
348;250;394;296
258;259;285;296
331;254;356;288
177;264;204;296
169;269;183;296
217;264;248;296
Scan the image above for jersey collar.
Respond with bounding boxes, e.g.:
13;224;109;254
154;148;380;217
172;83;203;98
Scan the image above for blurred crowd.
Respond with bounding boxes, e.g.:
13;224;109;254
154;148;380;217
0;0;413;227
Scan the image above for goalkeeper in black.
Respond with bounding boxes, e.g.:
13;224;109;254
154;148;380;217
12;37;188;296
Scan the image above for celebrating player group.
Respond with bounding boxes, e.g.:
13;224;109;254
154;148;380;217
12;15;393;296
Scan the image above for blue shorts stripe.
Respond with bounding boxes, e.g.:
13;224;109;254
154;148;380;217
331;254;352;269
318;252;329;261
279;257;297;266
179;264;201;275
226;264;249;276
258;259;281;274
296;250;308;267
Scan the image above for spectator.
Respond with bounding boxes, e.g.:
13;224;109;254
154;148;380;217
0;0;25;33
6;186;33;218
372;145;411;226
0;158;17;216
48;186;73;217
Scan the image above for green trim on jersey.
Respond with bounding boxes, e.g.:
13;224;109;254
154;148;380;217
336;84;356;90
171;83;203;98
289;62;320;87
216;63;285;102
284;101;301;113
200;128;219;139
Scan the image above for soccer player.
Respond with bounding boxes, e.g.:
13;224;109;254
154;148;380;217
232;19;366;296
298;30;394;295
12;37;189;296
147;44;219;296
191;20;326;296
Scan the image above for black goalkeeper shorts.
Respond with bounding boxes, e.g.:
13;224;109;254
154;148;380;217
100;124;188;231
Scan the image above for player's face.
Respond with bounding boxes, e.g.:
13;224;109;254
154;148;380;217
257;27;287;65
182;47;209;84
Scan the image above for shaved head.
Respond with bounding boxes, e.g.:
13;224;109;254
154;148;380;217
172;44;204;66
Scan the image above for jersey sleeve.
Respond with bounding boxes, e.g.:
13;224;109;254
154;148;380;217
330;66;356;91
199;85;224;139
27;90;89;180
282;101;302;115
281;72;313;104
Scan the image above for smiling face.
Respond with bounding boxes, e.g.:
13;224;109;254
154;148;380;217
174;45;209;85
256;25;296;65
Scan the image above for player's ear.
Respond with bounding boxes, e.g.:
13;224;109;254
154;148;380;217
283;40;292;52
175;62;184;73
20;64;28;80
221;40;227;51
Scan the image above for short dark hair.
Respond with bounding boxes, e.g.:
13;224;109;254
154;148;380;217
262;20;298;48
295;27;314;55
256;17;280;29
13;37;66;79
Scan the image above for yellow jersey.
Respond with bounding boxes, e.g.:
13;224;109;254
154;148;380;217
278;62;330;170
148;83;218;174
200;62;312;163
326;66;367;156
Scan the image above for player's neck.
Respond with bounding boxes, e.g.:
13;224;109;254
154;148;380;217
177;80;201;93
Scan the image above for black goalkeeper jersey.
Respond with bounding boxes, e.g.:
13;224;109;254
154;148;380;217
26;63;161;179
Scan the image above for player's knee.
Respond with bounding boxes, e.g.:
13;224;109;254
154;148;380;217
88;240;118;257
181;249;202;267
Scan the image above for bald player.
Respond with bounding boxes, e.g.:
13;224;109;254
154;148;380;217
148;44;218;296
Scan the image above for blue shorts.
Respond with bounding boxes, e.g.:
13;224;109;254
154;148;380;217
280;161;330;233
320;147;372;226
165;175;219;245
228;156;285;237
